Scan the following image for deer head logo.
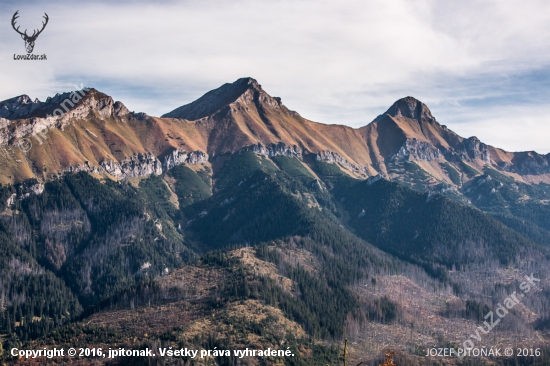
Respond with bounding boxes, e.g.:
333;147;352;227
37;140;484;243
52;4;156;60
11;11;49;54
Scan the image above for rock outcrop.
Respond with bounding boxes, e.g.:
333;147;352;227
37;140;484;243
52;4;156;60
59;149;208;181
500;152;550;175
316;150;369;174
162;149;208;171
461;136;490;163
249;142;302;158
393;138;442;162
102;152;163;179
366;174;383;185
4;180;45;206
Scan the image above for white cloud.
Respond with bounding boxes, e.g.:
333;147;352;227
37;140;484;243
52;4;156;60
1;0;549;153
437;104;550;154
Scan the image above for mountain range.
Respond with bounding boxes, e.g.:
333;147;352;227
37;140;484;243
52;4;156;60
1;78;550;365
2;77;549;187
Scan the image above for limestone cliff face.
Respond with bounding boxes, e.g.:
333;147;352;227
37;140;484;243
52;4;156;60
162;149;208;171
246;142;370;176
61;149;208;180
102;152;163;179
249;142;302;158
461;136;490;163
393;138;442;162
316;150;369;174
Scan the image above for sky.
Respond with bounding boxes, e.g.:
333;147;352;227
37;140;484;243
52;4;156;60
1;0;549;154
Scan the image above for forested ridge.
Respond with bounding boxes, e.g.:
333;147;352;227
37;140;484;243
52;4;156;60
334;178;545;268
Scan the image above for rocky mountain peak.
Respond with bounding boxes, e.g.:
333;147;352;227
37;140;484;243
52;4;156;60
383;96;437;125
0;95;36;119
161;77;281;120
0;88;129;120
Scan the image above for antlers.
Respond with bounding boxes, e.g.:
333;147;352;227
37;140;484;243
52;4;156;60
11;11;49;40
11;11;25;37
32;13;49;39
